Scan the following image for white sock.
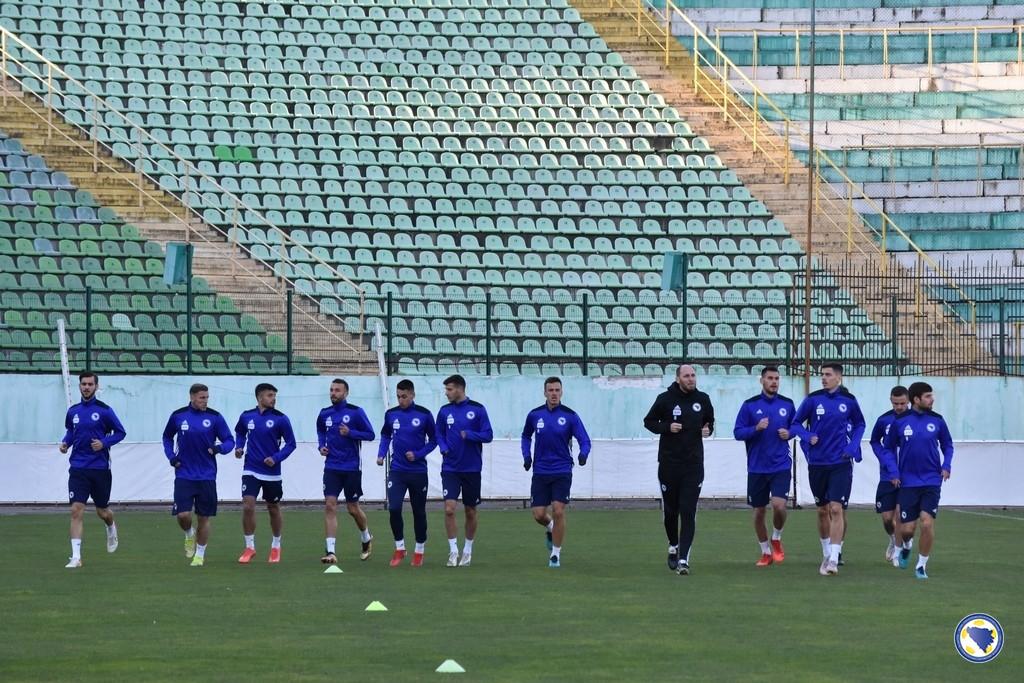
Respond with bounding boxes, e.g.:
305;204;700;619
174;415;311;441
395;539;406;551
829;544;840;563
448;537;458;553
551;545;561;559
185;528;195;539
414;542;425;554
360;528;371;543
836;542;843;555
888;534;896;547
196;544;206;558
903;538;913;550
668;544;678;554
546;520;554;532
244;534;255;550
759;541;771;555
917;554;929;569
71;538;82;559
820;537;830;558
326;537;336;553
771;528;782;541
463;539;474;554
271;536;281;549
106;522;117;537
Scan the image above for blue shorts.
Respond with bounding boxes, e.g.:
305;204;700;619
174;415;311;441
531;473;572;508
242;474;283;503
807;462;853;509
441;471;482;507
68;467;112;508
387;470;428;511
875;481;899;514
323;469;363;502
172;479;217;517
898;485;941;521
747;470;790;508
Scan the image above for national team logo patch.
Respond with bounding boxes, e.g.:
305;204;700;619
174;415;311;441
265;419;275;428
467;411;475;419
691;403;701;412
838;404;848;413
558;417;566;425
779;408;788;416
91;412;100;421
954;614;1003;663
927;423;936;432
342;414;351;424
412;418;421;427
202;419;211;428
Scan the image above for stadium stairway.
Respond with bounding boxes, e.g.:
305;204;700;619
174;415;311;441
0;83;373;373
571;0;995;372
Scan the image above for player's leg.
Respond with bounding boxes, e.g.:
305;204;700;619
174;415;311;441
913;487;940;578
877;481;899;561
748;473;771;565
808;465;831;567
530;473;555;556
191;481;217;566
442;472;461;565
459;474;481;566
91;470;117;553
676;464;703;574
896;486;921;569
549;500;567;568
173;479;197;558
343;470;373;561
238;484;258;563
387;473;409;564
409;473;429;566
825;501;844;574
65;469;90;567
266;498;283;563
323;471;342;561
658;463;682;571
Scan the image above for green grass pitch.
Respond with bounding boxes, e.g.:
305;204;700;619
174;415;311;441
0;507;1019;682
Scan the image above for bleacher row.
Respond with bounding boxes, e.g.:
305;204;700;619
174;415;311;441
0;0;914;374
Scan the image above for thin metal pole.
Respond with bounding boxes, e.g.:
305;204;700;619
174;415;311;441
999;298;1007;376
47;62;53;138
1;31;7;107
485;291;492;376
92;97;99;173
85;287;93;371
185;244;193;375
803;0;816;394
582;291;590;376
386;291;393;374
286;288;293;375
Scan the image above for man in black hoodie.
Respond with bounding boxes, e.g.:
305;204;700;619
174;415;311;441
643;364;715;575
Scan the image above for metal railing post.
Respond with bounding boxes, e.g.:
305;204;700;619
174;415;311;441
185;244;193;374
927;28;934;78
636;0;642;38
890;295;898;374
794;29;800;79
752;30;758;80
973;26;979;77
1;31;7;107
46;62;53;138
839;29;845;80
386;291;393;374
231;201;239;277
581;292;590;376
286;288;293;375
999;298;1007;376
135;128;144;209
485;291;492;376
92;97;99;173
85;287;93;370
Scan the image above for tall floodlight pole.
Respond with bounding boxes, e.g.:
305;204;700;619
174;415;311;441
803;0;817;394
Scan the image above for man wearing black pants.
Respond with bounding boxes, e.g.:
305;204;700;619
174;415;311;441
644;364;715;575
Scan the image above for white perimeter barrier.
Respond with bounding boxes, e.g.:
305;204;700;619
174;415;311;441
2;440;1020;506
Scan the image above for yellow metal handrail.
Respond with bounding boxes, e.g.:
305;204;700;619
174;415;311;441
609;0;977;326
0;27;368;343
714;23;1024;79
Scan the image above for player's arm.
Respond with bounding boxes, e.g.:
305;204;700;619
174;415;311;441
701;395;715;436
413;412;437;460
273;417;297;463
788;398;812;441
520;412;535;469
101;408;127;449
573;414;592;465
346;408;376;442
376;411;393;465
434;407;449;454
215;415;236;454
315;411;328;450
233;415;248;453
938;418;954;478
732;403;757;441
464;406;494;443
60;409;73;450
162;415;179;464
845;401;867;460
642;396;671;434
869;417;886;459
879;419;901;484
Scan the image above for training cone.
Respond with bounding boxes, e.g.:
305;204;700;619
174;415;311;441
435;659;465;673
365;600;388;611
323;565;343;574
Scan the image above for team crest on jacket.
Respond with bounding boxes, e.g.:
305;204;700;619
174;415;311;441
558;417;566;425
839;404;848;413
927;423;936;432
691;403;701;412
779;408;788;416
202;419;211;427
412;418;421;426
467;411;475;419
91;412;100;421
342;414;350;424
265;419;274;428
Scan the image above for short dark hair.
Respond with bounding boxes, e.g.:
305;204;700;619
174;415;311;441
79;371;98;383
544;376;562;387
908;382;932;404
331;378;349;390
396;379;415;392
443;374;466;389
189;383;208;395
255;382;277;397
761;365;779;377
821;362;844;374
890;385;909;398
